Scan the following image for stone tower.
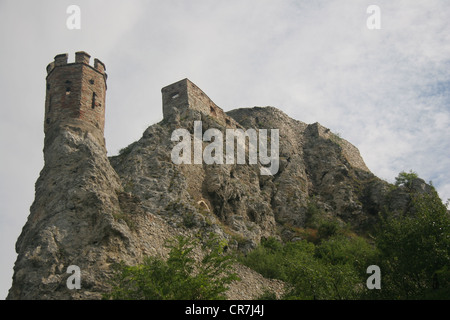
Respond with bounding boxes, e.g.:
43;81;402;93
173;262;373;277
44;51;107;137
7;52;122;300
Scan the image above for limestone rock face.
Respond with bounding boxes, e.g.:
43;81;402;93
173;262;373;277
8;121;181;299
8;103;432;300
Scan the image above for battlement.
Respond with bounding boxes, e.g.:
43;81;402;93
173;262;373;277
161;78;235;127
46;51;107;81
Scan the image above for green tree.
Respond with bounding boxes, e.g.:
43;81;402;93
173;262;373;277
103;235;239;300
394;170;419;188
374;192;450;299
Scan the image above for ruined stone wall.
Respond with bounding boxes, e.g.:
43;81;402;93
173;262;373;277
162;78;235;127
45;52;107;135
161;78;189;119
307;122;370;172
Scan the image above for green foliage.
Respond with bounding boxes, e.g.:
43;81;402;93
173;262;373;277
305;200;324;229
304;200;344;242
103;234;239;300
317;220;339;240
238;237;287;280
239;236;377;300
106;169;449;300
394;170;419;188
372;192;450;299
314;235;378;271
285;258;361;300
182;212;197;228
256;289;278;300
241;170;449;300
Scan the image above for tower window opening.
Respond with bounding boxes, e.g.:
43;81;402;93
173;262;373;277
66;87;71;95
92;92;97;109
172;93;179;99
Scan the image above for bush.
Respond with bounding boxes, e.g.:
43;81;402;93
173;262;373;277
284;258;361;300
103;234;239;300
305;200;324;228
314;235;378;271
239;236;374;300
317;220;339;240
238;237;287;280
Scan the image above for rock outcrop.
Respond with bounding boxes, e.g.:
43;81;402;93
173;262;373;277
7;59;436;299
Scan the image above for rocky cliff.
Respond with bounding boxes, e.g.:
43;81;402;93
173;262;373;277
7;78;433;300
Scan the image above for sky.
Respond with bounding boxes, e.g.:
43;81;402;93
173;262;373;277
0;0;449;299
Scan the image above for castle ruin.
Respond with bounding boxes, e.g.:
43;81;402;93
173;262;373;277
45;52;236;143
161;78;236;127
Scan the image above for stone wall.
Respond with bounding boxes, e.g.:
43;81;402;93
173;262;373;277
306;122;370;172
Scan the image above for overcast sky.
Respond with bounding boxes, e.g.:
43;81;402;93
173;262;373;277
1;0;449;299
